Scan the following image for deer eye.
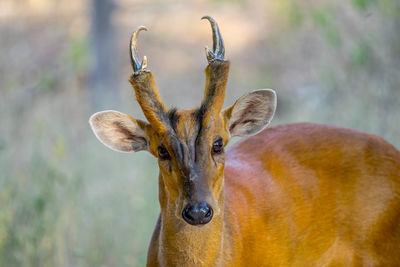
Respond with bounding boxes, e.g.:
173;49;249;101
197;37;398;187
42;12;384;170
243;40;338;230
212;138;223;154
158;146;170;160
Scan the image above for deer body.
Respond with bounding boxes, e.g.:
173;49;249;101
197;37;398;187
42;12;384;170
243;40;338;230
89;16;400;266
147;122;400;266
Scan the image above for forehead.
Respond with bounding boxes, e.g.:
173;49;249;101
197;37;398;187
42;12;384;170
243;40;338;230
167;109;201;141
162;108;226;168
164;108;225;151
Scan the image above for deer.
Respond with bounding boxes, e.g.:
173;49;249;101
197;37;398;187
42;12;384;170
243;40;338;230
89;16;400;266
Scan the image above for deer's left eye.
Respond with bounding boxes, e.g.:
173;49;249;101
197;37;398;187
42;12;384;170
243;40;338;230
212;138;223;154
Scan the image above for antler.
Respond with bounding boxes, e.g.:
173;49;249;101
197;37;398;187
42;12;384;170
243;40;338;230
200;16;230;123
128;18;229;134
201;16;225;62
129;26;169;134
130;26;148;74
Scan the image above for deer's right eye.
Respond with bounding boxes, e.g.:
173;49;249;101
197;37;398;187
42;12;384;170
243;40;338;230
158;146;170;160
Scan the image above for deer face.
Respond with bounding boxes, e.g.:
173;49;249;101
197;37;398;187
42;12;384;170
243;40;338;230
89;16;276;226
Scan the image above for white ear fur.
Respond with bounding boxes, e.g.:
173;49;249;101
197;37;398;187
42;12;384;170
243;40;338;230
224;89;277;137
89;110;149;153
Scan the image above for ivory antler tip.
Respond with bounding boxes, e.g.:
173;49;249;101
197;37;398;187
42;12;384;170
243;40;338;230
201;15;213;21
130;26;149;74
201;15;225;62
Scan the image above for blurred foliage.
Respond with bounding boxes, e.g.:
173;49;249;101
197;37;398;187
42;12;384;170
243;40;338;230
38;72;58;93
350;41;372;67
287;1;303;27
65;36;89;74
0;0;399;266
312;9;342;47
0;154;66;266
352;0;377;10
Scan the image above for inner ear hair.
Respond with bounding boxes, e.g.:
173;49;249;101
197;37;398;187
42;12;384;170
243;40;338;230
224;89;277;137
89;110;150;153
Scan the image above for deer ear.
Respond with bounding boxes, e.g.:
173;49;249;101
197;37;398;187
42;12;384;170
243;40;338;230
89;110;150;153
223;89;277;137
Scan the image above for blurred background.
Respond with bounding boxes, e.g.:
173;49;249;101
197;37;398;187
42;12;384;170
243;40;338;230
0;0;399;265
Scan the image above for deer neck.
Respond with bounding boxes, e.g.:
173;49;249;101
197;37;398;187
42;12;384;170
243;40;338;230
157;174;225;266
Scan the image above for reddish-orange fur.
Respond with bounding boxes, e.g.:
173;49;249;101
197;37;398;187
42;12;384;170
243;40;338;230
222;123;400;266
147;122;400;266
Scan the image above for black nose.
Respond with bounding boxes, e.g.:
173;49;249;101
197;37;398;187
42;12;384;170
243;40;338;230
182;202;213;225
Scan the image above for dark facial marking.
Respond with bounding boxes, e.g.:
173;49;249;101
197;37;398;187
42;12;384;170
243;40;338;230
167;108;180;132
192;107;205;133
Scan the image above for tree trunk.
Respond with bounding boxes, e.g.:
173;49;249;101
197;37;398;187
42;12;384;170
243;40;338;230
90;0;118;110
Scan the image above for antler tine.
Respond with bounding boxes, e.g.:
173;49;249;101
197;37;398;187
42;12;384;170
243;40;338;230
201;15;225;62
130;26;148;74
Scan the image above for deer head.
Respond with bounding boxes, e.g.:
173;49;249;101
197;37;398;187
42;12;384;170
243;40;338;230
89;16;276;226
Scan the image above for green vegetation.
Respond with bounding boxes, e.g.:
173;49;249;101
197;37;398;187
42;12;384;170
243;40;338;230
312;9;342;47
